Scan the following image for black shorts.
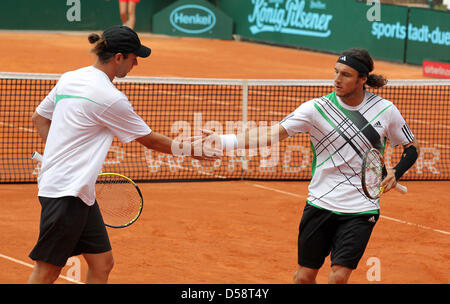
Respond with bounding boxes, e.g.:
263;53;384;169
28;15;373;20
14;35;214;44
29;196;112;267
297;202;379;270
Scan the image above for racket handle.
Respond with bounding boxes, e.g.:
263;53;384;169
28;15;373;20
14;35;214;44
395;183;408;194
31;151;43;163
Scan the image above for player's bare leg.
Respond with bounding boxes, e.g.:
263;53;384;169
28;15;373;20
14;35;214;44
83;251;114;284
293;266;319;284
28;260;62;284
328;264;353;284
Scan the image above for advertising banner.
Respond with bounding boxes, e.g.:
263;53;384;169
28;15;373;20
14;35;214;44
0;0;171;32
152;0;233;39
423;60;450;79
219;0;409;62
406;8;450;65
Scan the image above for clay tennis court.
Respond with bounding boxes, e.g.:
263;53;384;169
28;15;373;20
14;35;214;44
0;31;449;284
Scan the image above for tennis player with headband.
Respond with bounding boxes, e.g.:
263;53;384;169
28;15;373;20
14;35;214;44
209;48;420;284
28;25;218;284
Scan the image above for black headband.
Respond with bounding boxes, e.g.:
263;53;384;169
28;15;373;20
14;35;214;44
337;55;370;76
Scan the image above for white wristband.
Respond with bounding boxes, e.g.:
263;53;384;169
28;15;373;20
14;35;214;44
220;134;238;151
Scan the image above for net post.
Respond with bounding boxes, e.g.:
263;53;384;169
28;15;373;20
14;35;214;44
241;79;249;174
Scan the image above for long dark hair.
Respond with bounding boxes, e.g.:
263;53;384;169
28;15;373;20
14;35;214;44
88;33;128;63
340;48;387;89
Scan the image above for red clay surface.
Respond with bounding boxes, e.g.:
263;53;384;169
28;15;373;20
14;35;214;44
0;31;448;284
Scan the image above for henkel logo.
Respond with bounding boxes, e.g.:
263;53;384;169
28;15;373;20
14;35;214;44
170;5;216;34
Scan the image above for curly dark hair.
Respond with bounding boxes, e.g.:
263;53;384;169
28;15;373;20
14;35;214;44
340;48;388;89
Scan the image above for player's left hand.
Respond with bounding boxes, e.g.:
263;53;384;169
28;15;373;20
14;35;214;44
380;167;397;193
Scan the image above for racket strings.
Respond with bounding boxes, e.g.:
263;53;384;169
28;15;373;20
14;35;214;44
96;175;142;227
364;150;384;198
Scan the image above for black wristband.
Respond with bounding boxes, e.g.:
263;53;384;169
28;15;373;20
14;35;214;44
381;166;387;180
393;145;418;181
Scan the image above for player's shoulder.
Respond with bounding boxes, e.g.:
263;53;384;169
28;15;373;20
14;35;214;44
362;91;402;121
312;91;343;104
305;91;336;109
85;66;126;102
364;91;393;106
55;67;92;92
291;94;334;116
294;97;319;113
58;66;103;87
58;66;126;105
60;66;93;79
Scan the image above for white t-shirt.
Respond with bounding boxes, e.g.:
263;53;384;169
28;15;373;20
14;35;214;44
36;66;151;206
280;91;414;214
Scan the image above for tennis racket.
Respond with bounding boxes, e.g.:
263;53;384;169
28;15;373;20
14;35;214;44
361;148;408;199
31;151;143;228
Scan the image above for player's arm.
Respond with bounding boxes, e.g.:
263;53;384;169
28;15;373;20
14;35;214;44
32;85;57;143
381;138;420;193
218;123;290;152
104;96;219;160
135;131;220;160
32;111;51;142
220;101;312;151
136;131;178;155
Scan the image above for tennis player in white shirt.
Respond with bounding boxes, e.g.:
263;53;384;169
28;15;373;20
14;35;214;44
28;25;218;284
207;48;419;284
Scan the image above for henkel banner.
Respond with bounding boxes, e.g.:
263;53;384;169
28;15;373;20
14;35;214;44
152;0;233;39
423;60;450;79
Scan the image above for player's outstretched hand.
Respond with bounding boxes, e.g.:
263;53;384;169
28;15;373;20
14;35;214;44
188;130;223;160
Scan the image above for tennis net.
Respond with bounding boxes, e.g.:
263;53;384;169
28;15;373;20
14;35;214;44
1;72;449;183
